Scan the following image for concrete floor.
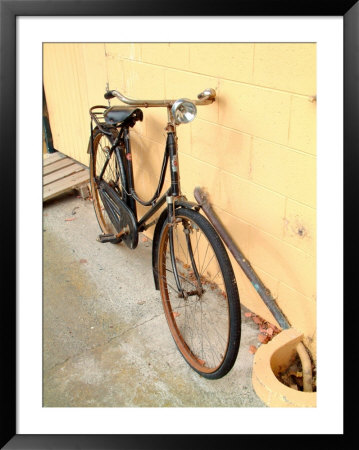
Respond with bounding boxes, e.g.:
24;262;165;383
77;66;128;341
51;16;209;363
43;192;265;407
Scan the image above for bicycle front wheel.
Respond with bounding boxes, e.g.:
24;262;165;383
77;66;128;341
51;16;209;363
157;208;241;379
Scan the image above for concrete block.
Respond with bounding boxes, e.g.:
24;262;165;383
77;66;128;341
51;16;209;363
141;43;189;70
251;138;316;208
191;119;251;180
248;226;316;299
288;96;316;155
189;43;254;83
253;43;316;96
219;80;291;146
220;172;286;238
283;199;316;256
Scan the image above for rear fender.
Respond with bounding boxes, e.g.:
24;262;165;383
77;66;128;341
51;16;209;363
87;125;114;154
87;126;99;154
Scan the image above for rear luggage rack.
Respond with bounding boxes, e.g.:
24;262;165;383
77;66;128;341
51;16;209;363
89;105;113;135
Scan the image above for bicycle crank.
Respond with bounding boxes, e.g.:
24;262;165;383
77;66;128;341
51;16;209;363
97;225;130;243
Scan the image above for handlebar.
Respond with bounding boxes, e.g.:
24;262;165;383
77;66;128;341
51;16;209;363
104;88;216;108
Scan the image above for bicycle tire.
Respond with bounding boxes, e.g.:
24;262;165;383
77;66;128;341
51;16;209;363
157;207;241;379
89;128;127;243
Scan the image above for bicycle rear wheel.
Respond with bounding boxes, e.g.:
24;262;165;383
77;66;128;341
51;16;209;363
157;208;241;379
90;128;127;243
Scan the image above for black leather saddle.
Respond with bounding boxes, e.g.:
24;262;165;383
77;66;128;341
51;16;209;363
104;107;143;126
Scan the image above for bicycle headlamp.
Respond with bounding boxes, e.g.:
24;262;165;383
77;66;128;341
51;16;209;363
171;98;197;125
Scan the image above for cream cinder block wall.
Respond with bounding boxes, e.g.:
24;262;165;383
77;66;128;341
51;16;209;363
43;43;317;359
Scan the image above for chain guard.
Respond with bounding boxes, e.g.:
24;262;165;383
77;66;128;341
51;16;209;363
98;180;138;249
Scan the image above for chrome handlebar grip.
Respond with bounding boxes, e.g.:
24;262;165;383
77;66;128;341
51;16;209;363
196;88;216;102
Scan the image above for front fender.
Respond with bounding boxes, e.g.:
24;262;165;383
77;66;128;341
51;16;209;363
152;208;169;290
151;199;200;290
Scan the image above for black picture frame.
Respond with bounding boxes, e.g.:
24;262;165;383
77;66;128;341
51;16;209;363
1;1;354;448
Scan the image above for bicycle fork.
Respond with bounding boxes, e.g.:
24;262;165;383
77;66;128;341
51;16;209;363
167;217;204;299
166;130;204;299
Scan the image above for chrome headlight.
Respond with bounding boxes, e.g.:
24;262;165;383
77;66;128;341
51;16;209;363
171;98;197;125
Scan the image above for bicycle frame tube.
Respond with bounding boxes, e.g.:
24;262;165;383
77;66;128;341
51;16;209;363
98;136;120;181
166;131;180;197
95;121;191;295
165;129;185;294
115;128;180;230
122;128;137;217
96;124;183;237
137;189;170;230
134;127;185;295
129;130;170;207
128;129;181;228
114;146;130;206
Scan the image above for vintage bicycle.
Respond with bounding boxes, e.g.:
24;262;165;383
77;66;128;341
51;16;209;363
88;88;241;379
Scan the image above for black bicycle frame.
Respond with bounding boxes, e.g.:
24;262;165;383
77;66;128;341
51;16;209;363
99;126;180;233
96;122;202;296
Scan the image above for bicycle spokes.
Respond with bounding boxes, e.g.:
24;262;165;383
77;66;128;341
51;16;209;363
157;209;240;378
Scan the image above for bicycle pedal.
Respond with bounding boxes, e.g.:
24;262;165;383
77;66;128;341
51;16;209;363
97;233;119;243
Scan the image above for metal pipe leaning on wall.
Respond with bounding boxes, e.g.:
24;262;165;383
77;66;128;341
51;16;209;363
193;186;290;329
193;186;313;392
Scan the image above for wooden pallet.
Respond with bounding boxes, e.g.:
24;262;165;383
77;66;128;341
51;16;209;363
43;152;90;202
